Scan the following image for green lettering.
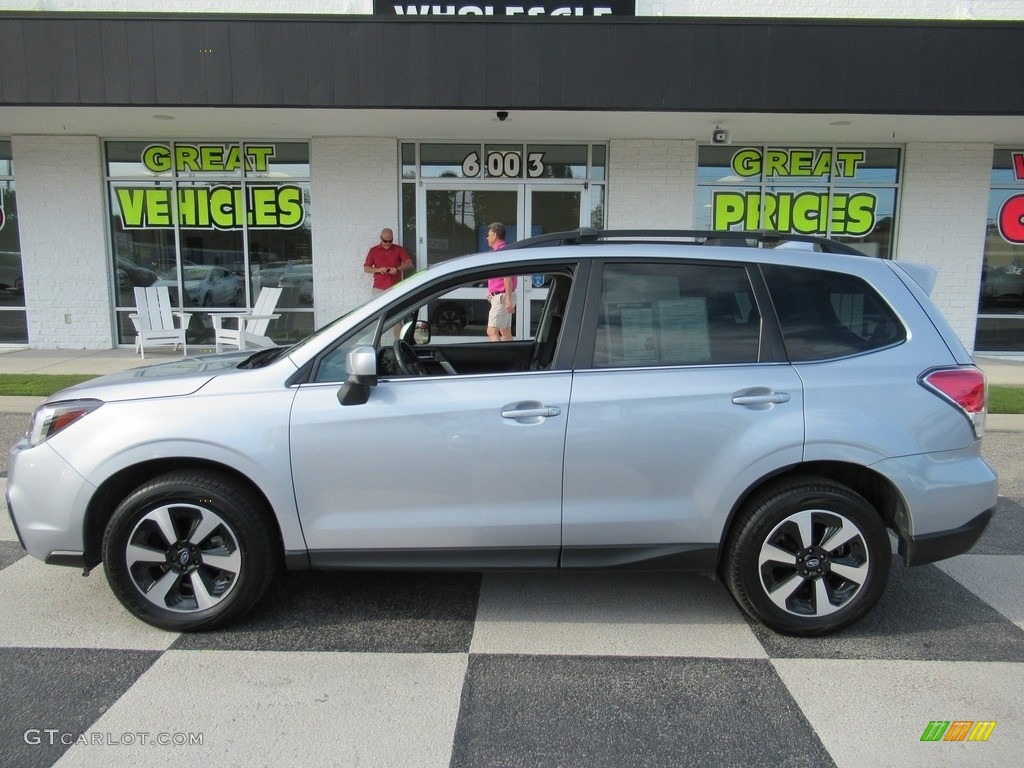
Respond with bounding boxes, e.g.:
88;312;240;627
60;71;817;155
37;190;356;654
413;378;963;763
249;187;279;226
144;188;172;226
792;192;823;234
115;188;147;227
176;188;210;227
764;150;789;178
712;191;746;229
836;151;865;178
760;192;780;230
199;145;225;172
223;145;242;172
209;186;238;229
812;151;833;177
141;145;171;174
276;186;304;228
731;149;761;178
789;150;813;176
175;145;200;173
246;145;275;173
845;193;877;236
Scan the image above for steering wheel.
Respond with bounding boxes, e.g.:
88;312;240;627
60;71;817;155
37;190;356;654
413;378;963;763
392;339;427;376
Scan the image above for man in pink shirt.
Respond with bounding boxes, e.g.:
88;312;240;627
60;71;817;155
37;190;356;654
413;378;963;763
485;222;517;341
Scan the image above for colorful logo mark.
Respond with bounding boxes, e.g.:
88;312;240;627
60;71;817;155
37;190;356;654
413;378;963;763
920;720;997;742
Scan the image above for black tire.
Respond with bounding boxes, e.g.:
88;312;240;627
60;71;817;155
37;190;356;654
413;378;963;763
102;470;278;631
722;476;891;636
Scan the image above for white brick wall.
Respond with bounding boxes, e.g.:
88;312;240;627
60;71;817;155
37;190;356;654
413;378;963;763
895;143;993;350
310;137;402;325
607;140;697;229
12;135;114;349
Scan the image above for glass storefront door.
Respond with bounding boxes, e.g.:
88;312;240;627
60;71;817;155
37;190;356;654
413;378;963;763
421;182;584;340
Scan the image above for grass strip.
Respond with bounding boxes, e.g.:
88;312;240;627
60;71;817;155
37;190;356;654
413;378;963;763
0;374;99;397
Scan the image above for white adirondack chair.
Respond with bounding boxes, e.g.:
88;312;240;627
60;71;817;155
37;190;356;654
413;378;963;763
211;287;283;352
129;285;191;358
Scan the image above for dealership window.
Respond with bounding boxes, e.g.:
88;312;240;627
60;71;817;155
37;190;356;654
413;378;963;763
0;141;27;343
106;141;313;347
976;149;1024;353
696;146;900;258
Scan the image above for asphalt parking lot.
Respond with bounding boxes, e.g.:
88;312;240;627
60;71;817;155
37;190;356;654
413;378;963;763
1;410;1022;768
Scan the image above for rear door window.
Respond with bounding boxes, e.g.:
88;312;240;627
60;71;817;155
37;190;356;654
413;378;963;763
588;262;762;367
761;264;906;361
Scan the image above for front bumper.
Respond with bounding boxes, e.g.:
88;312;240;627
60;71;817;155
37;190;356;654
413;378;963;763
7;438;94;565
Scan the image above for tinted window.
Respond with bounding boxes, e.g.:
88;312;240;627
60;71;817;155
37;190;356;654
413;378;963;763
592;263;761;367
762;265;905;361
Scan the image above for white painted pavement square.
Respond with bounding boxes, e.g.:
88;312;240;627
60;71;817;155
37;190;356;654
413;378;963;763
937;554;1024;631
773;659;1023;768
54;650;469;768
0;557;176;651
470;571;767;658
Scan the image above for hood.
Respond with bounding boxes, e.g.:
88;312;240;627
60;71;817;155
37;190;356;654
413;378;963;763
47;350;258;405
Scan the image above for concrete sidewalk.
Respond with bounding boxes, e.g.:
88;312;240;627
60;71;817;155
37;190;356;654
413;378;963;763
0;347;1023;429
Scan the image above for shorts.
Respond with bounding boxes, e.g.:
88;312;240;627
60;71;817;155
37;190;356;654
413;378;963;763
487;291;516;329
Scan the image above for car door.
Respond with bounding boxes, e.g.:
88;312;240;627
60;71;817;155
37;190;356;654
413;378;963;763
288;261;581;568
561;259;805;563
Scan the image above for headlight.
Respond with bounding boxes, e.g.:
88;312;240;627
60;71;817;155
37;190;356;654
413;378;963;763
27;400;103;447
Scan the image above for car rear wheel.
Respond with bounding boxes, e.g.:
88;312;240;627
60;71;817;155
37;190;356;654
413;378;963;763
434;303;466;334
102;470;278;631
722;476;891;636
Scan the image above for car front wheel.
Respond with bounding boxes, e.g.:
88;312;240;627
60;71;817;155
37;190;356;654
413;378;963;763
102;470;278;631
722;476;891;636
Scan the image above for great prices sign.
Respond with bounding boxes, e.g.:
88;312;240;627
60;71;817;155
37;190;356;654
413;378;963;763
712;148;877;236
999;152;1024;244
113;143;305;231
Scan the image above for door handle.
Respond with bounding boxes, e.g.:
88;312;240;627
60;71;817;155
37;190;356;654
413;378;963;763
501;406;561;420
731;389;791;408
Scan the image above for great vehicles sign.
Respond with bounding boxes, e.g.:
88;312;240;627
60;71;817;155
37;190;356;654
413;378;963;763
113;143;305;231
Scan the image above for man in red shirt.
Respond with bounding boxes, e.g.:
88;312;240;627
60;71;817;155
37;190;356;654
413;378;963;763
363;228;412;293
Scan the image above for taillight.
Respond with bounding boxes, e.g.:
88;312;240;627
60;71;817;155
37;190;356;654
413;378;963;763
922;367;987;436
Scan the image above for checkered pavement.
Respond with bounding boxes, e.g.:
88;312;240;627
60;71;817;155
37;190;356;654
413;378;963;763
2;432;1022;768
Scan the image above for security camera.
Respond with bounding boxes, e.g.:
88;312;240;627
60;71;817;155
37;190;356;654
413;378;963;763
711;128;731;145
496;111;509;122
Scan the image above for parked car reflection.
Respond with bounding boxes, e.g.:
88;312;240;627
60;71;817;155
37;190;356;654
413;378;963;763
156;265;244;307
279;262;313;304
980;265;1024;310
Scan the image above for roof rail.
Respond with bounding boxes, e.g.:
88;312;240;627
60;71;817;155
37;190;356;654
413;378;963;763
505;228;871;256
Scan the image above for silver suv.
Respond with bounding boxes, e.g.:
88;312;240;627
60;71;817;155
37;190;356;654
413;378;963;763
6;230;998;636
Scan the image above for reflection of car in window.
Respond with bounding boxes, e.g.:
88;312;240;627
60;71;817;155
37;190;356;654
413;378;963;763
115;257;158;290
155;264;244;307
0;250;25;295
278;262;313;303
253;260;298;289
979;264;1024;309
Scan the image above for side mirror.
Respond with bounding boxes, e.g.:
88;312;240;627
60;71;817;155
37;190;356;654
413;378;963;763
337;345;377;406
412;320;430;345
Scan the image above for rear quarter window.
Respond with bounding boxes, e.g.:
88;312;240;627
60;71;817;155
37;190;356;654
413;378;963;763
762;264;906;362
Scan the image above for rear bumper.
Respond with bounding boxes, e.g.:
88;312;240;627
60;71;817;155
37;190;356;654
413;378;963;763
899;506;995;566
